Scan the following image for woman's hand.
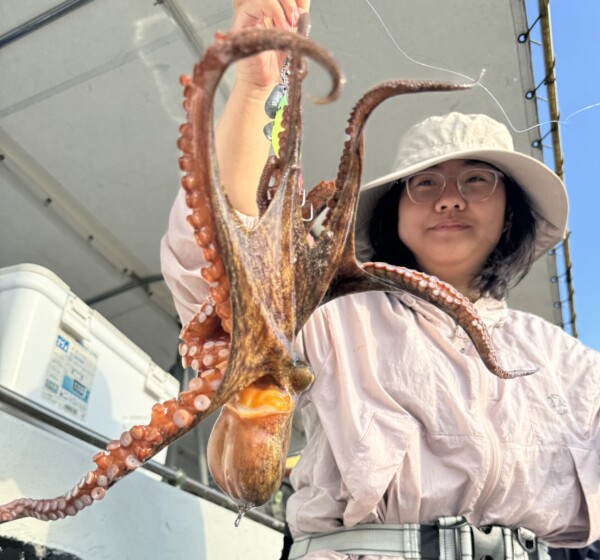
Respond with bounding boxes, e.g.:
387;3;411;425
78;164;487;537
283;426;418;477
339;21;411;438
215;0;310;216
231;0;311;89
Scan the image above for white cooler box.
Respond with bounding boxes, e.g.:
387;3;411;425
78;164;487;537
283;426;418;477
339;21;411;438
0;263;180;462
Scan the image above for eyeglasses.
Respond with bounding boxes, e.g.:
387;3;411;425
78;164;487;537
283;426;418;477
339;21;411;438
403;167;504;204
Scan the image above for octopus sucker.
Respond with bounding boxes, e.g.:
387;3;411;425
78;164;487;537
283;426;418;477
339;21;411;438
129;426;144;441
178;155;192;171
179;122;192;136
91;488;106;501
202;244;218;261
106;440;120;451
185;186;202;204
125;455;142;470
189;377;204;391
0;19;533;526
106;464;120;482
194;394;211;412
176;136;193;153
173;409;193;429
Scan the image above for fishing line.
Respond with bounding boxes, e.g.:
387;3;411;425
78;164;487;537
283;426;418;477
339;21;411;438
361;0;599;134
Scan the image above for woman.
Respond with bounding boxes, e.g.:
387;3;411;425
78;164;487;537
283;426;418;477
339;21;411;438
160;1;599;559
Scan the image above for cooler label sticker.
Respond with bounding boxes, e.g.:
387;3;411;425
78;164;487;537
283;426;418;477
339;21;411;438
42;329;98;421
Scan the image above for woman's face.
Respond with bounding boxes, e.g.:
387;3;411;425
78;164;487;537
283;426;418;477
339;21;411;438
397;159;506;288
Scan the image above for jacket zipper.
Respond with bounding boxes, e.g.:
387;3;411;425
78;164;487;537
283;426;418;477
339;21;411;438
476;353;502;508
454;324;502;508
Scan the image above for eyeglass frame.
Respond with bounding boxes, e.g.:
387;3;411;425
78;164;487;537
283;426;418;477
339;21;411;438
400;166;505;205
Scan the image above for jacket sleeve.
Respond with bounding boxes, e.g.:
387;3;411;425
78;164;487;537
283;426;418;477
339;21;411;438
159;189;257;326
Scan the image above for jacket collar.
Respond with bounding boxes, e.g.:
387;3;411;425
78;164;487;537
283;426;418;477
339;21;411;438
394;291;508;330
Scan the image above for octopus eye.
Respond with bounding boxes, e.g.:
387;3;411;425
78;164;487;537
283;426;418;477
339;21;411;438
289;362;314;394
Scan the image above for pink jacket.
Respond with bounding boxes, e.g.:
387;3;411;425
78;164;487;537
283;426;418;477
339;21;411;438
160;189;599;551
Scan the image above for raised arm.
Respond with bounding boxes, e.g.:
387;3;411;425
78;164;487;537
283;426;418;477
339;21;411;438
215;0;310;216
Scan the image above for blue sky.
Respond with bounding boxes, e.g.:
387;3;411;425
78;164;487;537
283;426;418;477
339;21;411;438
535;1;600;351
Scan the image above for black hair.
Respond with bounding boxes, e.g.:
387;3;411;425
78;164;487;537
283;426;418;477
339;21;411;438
368;173;537;300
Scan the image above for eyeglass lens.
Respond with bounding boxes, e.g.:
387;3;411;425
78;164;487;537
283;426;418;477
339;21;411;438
406;168;500;204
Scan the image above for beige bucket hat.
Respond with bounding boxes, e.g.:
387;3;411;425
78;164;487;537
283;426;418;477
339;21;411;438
355;112;568;262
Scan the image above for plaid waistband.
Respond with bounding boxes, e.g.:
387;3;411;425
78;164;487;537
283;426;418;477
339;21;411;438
289;516;550;560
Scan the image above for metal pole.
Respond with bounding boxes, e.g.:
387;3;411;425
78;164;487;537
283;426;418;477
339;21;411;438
536;0;578;336
0;0;96;50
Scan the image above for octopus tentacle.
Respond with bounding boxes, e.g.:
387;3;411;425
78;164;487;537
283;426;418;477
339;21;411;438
0;369;226;524
256;156;281;217
256;84;324;226
300;81;538;381
179;27;341;350
181;26;341;221
293;80;472;326
301;79;535;380
303;180;336;230
360;262;536;379
321;80;472;232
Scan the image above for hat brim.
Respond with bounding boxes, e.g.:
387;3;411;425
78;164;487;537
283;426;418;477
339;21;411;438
355;148;568;263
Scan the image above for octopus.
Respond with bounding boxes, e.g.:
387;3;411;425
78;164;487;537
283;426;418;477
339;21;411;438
0;17;534;526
